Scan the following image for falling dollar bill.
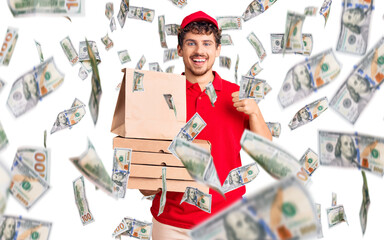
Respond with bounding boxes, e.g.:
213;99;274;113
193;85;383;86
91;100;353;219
234;54;239;84
0;215;52;240
163;94;177;117
112;148;131;198
0;27;18;66
247;32;266;62
241;129;311;185
318;130;384;176
283;12;306;54
246;62;263;78
168;0;187;8
319;0;332;26
158;167;167;216
69;139;114;196
315;203;324;238
180;187;212;213
149;62;162;72
135;55;146;70
73;176;94;225
336;0;373;55
0;79;5;93
327;205;348;228
79;40;101;73
16;147;50;183
110;17;117;32
78;66;88;80
0;121;9;151
217;16;242;30
191;176;319;240
288;97;328;130
221;34;233;46
105;2;114;20
60;36;79;66
163;48;179;62
132;71;144;92
7;0;84;17
7;57;65;117
299;148;319;176
239;76;265;100
118;50;131;64
271;33;313;56
34;40;44;63
117;0;129;28
266;122;281;138
51;98;86;134
0;162;11;214
360;170;370;235
332;192;337;206
330;37;384;124
278;48;341;108
166;65;175;73
158;15;168;48
101;33;114;51
112;217;152;239
10;156;50;209
165;24;180;36
242;0;278;22
128;6;155;22
222;163;259;193
304;6;318;16
219;56;231;69
205;82;217;107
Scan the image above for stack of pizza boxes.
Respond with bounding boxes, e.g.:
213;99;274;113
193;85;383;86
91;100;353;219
111;68;210;193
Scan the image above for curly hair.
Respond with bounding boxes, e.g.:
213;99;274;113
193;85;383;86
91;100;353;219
178;21;222;49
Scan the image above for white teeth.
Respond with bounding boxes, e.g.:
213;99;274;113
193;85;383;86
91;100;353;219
193;59;206;62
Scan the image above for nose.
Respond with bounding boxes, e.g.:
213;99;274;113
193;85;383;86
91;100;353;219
194;42;205;55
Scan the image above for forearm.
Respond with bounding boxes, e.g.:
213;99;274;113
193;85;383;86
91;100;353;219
249;107;272;141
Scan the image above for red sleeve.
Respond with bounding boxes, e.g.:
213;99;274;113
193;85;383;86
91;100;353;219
244;113;250;130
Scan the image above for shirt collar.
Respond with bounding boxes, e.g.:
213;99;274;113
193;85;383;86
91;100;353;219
184;71;223;91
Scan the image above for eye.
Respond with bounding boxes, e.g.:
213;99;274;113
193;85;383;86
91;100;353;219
236;220;243;228
187;42;195;46
204;42;212;46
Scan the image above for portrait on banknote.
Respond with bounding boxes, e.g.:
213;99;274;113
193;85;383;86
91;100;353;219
345;73;372;112
331;135;359;167
0;217;16;240
223;210;266;240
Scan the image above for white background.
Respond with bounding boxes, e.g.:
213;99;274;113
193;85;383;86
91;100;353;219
1;0;384;239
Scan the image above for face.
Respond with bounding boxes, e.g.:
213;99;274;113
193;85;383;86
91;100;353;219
299;109;309;120
226;212;259;239
113;173;123;182
343;9;363;25
188;188;196;201
58;113;67;125
178;32;221;77
24;74;38;96
294;65;310;89
2;218;15;239
230;171;240;184
340;135;356;160
347;74;369;94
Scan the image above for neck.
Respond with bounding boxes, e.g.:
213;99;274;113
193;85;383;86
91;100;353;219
185;68;214;91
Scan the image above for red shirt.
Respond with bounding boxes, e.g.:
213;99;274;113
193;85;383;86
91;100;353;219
150;72;249;229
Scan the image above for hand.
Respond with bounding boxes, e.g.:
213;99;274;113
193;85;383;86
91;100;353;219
232;91;259;116
139;188;161;196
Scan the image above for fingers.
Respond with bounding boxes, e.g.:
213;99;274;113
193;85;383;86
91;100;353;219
232;96;239;103
233;101;244;108
231;91;239;98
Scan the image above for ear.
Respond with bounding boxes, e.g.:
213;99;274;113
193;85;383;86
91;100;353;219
177;45;183;57
215;44;221;57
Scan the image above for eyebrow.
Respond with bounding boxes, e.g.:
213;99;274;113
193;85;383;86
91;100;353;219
184;39;214;43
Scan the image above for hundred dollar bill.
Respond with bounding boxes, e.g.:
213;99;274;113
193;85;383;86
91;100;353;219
315;203;324;238
101;33;114;51
242;0;278;22
132;71;144;92
158;16;168;48
319;0;332;26
165;24;180;36
0;162;11;214
326;205;348;227
234;54;239;84
241;129;311;185
278;48;341;108
289;97;328;130
51;98;86;134
73;176;94;225
149;62;162;72
166;65;175;73
304;6;318;16
60;36;79;66
0;27;18;66
105;2;114;20
16;147;50;183
135;55;146;70
117;0;129;28
117;50;131;64
163;94;177;117
318;130;384;176
266;122;281;138
113;217;152;239
128;6;155;23
35;40;44;63
7;57;65;117
158;167;167;216
7;0;84;17
181;187;212;213
217;16;242;30
330;37;384;124
336;0;373;55
0;121;9;150
173;138;223;195
163;48;179;62
0;215;52;240
168;0;187;8
0;79;5;93
263;82;272;96
110;17;117;32
79;40;101;72
112;148;131;198
247;32;266;61
360;170;370;235
69;139;114;196
222;163;259;193
221;34;233;46
246;62;263;78
10;157;50;209
219;56;231;69
283;12;306;54
271;33;313;56
299;148;319;176
142;194;155;201
191;176;319;240
239;76;265;100
205;82;217;107
332;192;337;206
78;66;88;80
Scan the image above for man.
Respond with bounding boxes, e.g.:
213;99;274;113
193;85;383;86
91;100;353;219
334;135;358;167
140;11;272;239
228;169;242;186
223;211;266;240
342;8;366;34
0;217;16;240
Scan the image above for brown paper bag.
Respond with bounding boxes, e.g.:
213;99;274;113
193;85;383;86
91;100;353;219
111;68;186;140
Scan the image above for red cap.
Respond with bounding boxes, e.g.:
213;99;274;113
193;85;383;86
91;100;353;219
180;11;218;29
